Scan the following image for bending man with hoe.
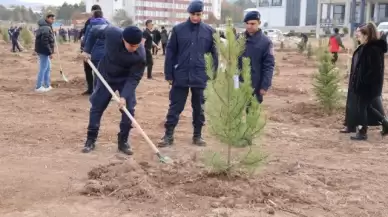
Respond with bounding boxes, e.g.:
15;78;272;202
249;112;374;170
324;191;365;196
81;25;146;155
158;0;218;147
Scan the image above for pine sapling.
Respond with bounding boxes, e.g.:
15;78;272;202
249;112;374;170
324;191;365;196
306;43;313;59
1;28;9;43
297;41;305;53
313;49;342;114
204;18;266;174
21;28;33;48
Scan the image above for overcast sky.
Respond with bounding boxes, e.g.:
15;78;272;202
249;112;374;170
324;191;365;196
23;0;83;6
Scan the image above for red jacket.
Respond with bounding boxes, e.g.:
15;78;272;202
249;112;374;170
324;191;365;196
329;35;339;52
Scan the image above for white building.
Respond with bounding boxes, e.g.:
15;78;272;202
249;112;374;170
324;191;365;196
248;0;318;28
85;0;222;26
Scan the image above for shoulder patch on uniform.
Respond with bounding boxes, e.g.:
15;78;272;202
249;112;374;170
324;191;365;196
269;43;274;55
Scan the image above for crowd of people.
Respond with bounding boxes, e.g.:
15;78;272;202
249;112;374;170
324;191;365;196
29;0;387;154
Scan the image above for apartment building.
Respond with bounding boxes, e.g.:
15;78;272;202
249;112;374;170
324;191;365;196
85;0;222;26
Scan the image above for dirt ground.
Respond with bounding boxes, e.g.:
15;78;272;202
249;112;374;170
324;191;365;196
1;39;388;217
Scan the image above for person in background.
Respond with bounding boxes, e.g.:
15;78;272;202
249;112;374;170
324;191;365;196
142;20;159;79
329;27;345;64
83;10;109;88
152;27;161;55
79;4;102;95
34;13;55;92
158;0;218;147
11;27;22;52
160;26;168;55
346;23;388;140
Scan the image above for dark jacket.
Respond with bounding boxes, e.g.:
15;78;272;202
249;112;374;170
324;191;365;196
91;25;146;99
160;29;168;44
34;19;55;56
83;17;109;61
350;39;387;99
239;30;275;101
152;29;161;43
343;39;387;127
164;19;218;88
79;18;92;51
11;28;21;40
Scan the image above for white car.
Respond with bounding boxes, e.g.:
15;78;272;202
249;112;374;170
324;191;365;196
377;22;388;41
264;29;284;42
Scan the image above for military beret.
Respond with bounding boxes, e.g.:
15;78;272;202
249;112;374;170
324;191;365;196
122;26;143;45
244;11;261;23
187;0;204;13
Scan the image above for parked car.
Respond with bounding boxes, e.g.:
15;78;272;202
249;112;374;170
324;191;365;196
377;22;388;41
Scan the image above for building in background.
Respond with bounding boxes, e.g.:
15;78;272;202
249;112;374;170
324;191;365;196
316;0;388;37
85;0;222;26
248;0;318;28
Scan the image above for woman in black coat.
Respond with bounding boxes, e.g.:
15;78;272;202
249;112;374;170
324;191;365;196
342;23;388;140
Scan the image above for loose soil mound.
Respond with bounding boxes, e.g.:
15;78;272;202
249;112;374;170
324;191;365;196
81;158;319;215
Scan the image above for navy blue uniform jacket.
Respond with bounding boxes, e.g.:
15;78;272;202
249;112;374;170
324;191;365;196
239;30;275;92
164;20;218;88
88;25;146;99
83;17;109;61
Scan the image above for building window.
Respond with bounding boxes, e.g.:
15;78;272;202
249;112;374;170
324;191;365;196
333;4;345;23
259;0;269;7
271;0;282;6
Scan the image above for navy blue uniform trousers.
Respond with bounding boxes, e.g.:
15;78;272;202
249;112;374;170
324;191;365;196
87;79;136;140
165;86;205;130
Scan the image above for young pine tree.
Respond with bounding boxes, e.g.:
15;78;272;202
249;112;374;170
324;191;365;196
306;43;313;59
1;27;9;43
204;19;266;174
313;49;342;114
21;28;33;48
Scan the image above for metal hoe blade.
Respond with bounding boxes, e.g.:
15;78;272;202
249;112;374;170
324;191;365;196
157;152;173;164
60;70;68;82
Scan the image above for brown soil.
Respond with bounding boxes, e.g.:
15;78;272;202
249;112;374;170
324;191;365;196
1;39;388;217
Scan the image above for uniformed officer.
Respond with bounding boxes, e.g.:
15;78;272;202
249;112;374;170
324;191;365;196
240;11;275;103
82;25;146;155
158;0;218;147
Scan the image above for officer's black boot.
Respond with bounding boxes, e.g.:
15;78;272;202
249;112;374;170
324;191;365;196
82;130;97;153
380;118;388;137
193;126;206;146
158;127;174;147
117;133;133;155
350;126;368;141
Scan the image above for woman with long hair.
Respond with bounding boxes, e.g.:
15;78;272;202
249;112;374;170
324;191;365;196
343;22;388;140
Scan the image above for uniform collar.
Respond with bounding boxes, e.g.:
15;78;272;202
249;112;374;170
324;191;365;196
245;29;262;38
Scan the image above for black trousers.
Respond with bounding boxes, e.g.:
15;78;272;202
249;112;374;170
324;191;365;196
11;39;21;52
162;43;167;55
83;61;94;92
331;52;338;64
357;96;386;128
164;86;205;135
145;49;153;78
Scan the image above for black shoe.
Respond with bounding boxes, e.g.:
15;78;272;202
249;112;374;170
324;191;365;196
192;136;206;146
339;127;356;133
350;133;368;140
118;133;133;155
82;139;96;153
158;127;174;147
82;90;92;95
350;127;368;141
380;119;388;137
